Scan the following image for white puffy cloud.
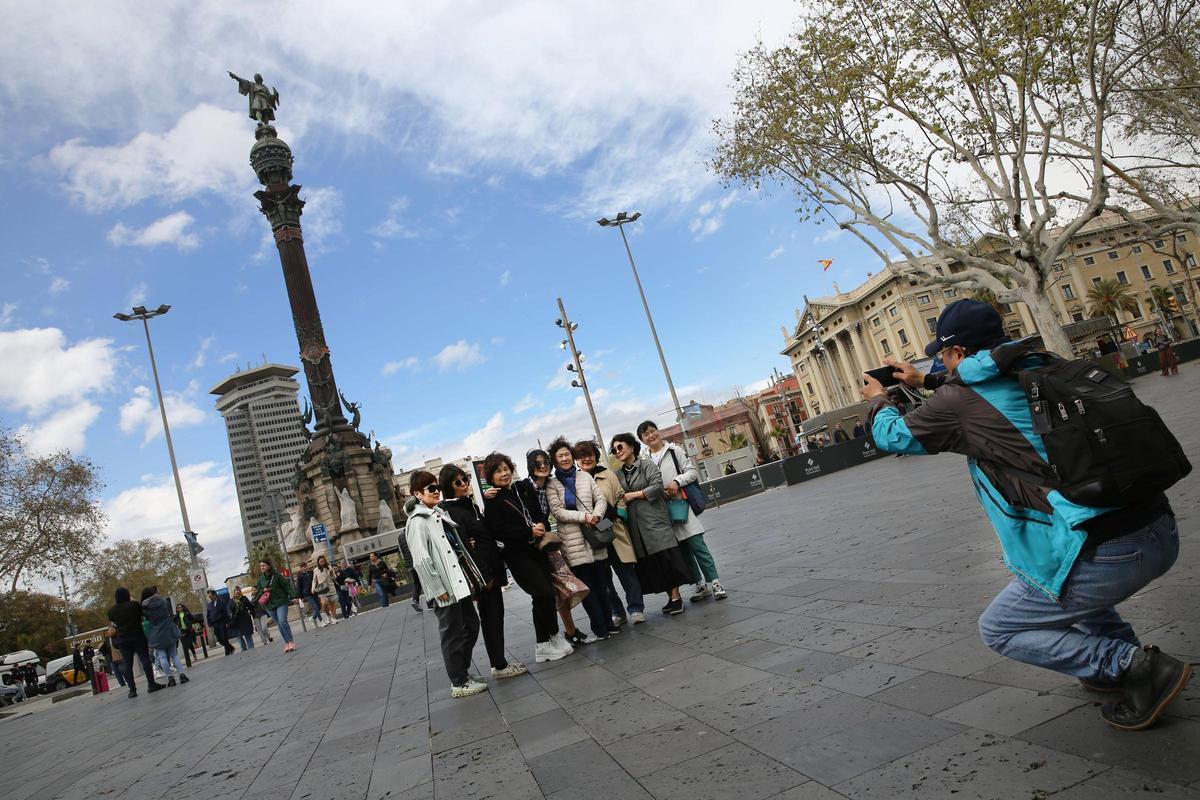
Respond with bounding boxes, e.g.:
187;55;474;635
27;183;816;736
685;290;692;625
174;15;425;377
0;303;16;327
300;186;343;254
0;327;116;412
189;335;215;370
369;197;418;240
433;340;484;372
48;277;71;294
689;191;739;240
499;269;511;287
118;383;206;445
103;461;248;583
127;282;148;307
767;245;785;260
461;412;506;456
108;211;200;250
512;393;541;414
49;104;252;212
813;225;846;245
16;401;102;456
382;356;418;376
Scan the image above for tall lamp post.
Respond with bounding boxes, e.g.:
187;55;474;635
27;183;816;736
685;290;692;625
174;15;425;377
114;305;206;608
597;211;693;451
802;295;849;409
556;297;605;450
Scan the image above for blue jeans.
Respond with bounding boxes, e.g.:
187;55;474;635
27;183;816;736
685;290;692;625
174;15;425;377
154;644;184;677
267;605;294;643
236;629;254;650
374;580;390;608
604;555;644;615
978;511;1179;682
303;595;322;621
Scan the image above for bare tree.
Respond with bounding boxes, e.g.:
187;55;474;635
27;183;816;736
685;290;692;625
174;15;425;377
0;429;106;593
78;538;205;611
712;0;1197;355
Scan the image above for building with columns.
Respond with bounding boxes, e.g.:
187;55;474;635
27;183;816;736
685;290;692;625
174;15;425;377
781;209;1199;416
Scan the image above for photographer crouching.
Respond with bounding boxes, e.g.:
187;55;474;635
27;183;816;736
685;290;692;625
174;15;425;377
861;299;1191;731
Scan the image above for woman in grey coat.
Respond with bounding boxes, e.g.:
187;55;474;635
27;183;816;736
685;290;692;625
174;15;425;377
610;433;690;616
141;586;188;686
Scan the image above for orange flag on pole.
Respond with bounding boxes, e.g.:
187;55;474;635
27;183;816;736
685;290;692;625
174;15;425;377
818;259;833;271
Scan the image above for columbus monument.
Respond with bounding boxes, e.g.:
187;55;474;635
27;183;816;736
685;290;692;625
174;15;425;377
229;71;402;562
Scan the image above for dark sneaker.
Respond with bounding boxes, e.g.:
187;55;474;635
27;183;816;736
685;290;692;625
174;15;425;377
1101;646;1193;731
147;682;164;693
1078;676;1121;693
167;677;176;687
127;688;137;698
566;630;589;647
665;598;684;616
178;674;190;684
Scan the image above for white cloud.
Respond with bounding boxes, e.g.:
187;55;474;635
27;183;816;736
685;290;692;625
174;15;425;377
382;356;418;375
369;197;418;240
108;211;200;251
49;104;252;212
118;383;206;445
0;327;116;412
462;412;506;456
127;282;148;307
813;225;846;245
499;269;511;287
48;276;70;294
767;245;785;260
301;186;344;254
189;335;215;370
512;393;541;414
103;461;248;583
433;340;484;372
0;303;16;328
16;401;102;456
689;191;739;240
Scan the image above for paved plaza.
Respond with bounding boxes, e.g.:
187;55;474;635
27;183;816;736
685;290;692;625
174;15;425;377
1;370;1197;800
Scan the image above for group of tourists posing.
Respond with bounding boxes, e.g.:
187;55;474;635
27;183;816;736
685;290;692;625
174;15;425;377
407;421;726;698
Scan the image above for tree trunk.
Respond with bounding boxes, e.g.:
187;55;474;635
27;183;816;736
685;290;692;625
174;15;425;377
1014;285;1073;356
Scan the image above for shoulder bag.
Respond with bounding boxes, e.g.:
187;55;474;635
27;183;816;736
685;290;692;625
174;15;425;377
503;493;561;552
668;447;706;517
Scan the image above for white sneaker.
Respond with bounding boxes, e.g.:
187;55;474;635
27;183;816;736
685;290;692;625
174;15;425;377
492;663;528;679
550;632;575;655
690;583;712;602
711;580;728;600
535;642;566;663
611;614;626;628
451;680;489;698
631;612;646;624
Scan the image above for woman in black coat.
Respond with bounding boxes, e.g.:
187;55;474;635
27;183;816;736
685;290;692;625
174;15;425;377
439;464;527;679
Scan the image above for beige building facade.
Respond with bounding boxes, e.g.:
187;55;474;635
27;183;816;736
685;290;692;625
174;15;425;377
782;211;1200;415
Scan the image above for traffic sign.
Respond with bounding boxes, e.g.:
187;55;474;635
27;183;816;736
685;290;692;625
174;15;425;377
311;523;328;543
189;567;207;591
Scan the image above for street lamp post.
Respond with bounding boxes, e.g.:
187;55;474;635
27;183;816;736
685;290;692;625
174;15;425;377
597;211;693;452
556;297;605;450
802;295;849;409
114;305;206;610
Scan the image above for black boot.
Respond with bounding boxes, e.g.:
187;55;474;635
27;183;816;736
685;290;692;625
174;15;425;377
127;687;137;698
167;676;176;687
1101;646;1193;731
178;674;189;684
146;681;164;693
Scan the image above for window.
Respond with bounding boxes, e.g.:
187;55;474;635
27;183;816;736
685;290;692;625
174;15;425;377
1092;277;1102;287
1177;289;1191;306
1083;256;1095;266
880;339;892;355
1061;284;1075;300
1164;259;1176;275
1116;271;1129;285
897;329;909;345
806;382;814;396
699;435;709;447
926;317;938;334
871;316;882;327
944;288;957;298
887;305;898;317
917;294;932;305
1129;301;1142;319
1154;239;1165;248
1107;250;1120;260
1131;244;1143;255
1177;234;1188;243
1072;312;1085;322
1141;265;1152;280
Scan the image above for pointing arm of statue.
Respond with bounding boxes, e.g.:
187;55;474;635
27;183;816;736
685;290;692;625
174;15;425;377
229;71;251;95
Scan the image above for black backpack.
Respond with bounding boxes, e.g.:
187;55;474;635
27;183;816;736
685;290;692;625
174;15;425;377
997;338;1190;507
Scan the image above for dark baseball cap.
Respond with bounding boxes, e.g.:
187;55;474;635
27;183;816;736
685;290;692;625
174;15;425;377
924;299;1007;357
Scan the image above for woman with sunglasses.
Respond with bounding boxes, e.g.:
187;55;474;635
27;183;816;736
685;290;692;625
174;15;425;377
439;464;527;680
575;440;645;625
406;470;488;698
610;433;689;615
482;452;572;662
546;437;620;642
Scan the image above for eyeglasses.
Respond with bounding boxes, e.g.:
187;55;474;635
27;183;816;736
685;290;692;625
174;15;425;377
612;442;626;452
423;485;441;494
532;460;549;468
453;477;470;487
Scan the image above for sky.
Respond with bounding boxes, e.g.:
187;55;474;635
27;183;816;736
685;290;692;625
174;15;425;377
0;1;885;587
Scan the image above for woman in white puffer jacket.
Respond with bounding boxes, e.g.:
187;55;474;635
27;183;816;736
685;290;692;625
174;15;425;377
545;437;621;642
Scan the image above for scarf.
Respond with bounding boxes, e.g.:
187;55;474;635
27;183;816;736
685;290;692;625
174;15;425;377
554;464;579;510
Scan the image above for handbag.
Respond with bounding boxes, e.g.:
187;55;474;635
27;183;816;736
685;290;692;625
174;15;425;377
581;519;615;547
503;494;560;551
666;498;690;522
668;448;706;516
443;518;486;597
258;590;270;607
547;551;588;609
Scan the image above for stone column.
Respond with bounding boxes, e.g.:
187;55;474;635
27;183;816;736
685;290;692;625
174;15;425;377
832;339;857;406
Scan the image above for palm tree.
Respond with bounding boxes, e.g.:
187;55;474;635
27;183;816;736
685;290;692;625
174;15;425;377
1086;279;1140;325
720;431;750;451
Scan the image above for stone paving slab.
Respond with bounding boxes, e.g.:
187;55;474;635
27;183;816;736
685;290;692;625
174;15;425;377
2;369;1198;798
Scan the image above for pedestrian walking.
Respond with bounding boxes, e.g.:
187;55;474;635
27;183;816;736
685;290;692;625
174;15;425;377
832;423;850;443
334;560;355;619
852;418;866;439
246;591;274;644
297;561;324;626
367;552;398;609
610;433;691;615
253;558;297;652
482;452;571;663
175;603;197;667
438;464;526;679
205;589;236;656
106;585;162;695
546;437;620;642
865;298;1192;731
230;587;256;649
637;421;727;602
575;439;645;625
141;586;189;686
406;470;488;698
1155;330;1180;376
311;556;340;626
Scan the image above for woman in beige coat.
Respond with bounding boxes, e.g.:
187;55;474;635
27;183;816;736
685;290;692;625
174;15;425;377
575;440;645;625
546;437;621;641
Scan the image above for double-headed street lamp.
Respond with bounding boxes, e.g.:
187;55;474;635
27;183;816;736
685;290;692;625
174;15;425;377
113;304;205;590
596;212;693;450
555;297;605;450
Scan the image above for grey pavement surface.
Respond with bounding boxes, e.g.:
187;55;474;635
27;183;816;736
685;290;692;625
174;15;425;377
2;369;1198;800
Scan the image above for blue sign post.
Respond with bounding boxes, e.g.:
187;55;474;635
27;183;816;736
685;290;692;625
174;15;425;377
311;523;335;561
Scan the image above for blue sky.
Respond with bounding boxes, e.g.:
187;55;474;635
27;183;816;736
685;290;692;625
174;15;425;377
0;2;882;583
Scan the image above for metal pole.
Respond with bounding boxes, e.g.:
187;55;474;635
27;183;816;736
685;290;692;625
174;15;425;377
59;571;75;638
803;295;848;409
615;222;692;448
557;297;605;449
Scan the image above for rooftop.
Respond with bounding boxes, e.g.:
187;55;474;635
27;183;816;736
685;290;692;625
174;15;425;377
209;363;300;396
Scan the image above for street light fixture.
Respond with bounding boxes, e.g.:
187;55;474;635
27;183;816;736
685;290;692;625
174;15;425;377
596;211;693;451
555;297;606;450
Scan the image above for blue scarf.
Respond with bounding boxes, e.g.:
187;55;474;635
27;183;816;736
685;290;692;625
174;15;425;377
554;465;579;510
